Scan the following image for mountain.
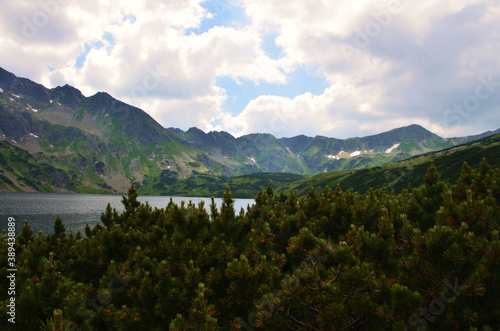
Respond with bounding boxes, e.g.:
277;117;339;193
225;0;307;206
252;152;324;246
279;133;500;196
447;128;500;145
0;138;304;197
167;123;456;175
0;66;498;196
0;66;212;193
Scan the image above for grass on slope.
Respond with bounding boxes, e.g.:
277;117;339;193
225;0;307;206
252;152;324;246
280;133;500;196
0;140;113;193
139;172;306;198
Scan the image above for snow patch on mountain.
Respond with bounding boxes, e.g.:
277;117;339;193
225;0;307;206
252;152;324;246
27;104;39;113
385;143;400;153
351;151;361;157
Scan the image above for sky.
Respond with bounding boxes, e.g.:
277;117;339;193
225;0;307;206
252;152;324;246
0;0;499;139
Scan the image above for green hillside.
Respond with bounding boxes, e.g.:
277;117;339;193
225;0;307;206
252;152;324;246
280;133;500;196
0;139;304;197
0;140;111;194
2;158;499;330
1;66;498;196
138;171;305;198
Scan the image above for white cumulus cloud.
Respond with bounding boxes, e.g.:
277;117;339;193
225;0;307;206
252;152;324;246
0;0;498;138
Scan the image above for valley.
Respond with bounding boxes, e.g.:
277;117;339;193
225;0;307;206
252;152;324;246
0;66;498;197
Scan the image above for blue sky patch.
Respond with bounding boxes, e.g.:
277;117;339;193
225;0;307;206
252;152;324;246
217;65;329;115
122;14;137;24
186;0;249;35
75;33;116;69
261;33;284;60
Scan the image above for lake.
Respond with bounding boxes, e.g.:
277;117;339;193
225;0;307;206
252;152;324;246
0;192;255;236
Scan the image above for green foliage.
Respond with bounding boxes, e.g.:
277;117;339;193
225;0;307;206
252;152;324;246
142;171;306;198
41;309;73;331
122;183;140;217
18;220;34;248
282;134;500;196
53;215;66;240
1;159;499;330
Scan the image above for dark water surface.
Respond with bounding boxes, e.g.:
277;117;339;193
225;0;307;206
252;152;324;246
0;192;254;235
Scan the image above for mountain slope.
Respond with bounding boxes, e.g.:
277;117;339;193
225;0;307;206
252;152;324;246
0;67;220;193
0;66;498;195
0;137;305;197
448;128;500;145
168;123;457;175
279;133;500;196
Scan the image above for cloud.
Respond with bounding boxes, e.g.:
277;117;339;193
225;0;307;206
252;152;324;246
231;0;500;137
0;0;498;139
0;0;286;131
217;77;388;138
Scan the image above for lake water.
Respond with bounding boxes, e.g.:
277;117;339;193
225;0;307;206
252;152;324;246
0;192;255;236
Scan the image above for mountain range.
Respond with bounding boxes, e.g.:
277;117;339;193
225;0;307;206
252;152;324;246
278;132;500;196
0;66;498;196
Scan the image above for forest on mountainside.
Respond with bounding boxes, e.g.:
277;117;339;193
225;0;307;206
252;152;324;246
1;159;499;330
